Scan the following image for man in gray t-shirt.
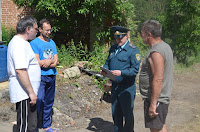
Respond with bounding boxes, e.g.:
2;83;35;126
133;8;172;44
139;20;173;132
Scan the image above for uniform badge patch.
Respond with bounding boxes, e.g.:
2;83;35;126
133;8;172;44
136;54;141;61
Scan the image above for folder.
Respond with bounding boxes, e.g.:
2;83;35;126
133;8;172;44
100;66;116;81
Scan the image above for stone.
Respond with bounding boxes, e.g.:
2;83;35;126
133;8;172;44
63;66;81;79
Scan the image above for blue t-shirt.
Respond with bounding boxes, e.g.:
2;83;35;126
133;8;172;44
30;37;57;75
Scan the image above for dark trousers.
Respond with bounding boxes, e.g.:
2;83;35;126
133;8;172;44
16;98;37;132
36;75;56;129
111;86;135;132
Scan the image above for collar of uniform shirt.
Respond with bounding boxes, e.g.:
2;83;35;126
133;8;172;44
120;40;129;49
115;40;129;55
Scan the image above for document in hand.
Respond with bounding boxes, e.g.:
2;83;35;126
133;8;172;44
100;66;116;81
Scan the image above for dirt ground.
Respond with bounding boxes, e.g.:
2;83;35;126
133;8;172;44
0;63;200;132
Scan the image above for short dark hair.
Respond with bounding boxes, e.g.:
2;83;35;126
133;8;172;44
16;16;37;34
142;20;162;37
39;18;50;29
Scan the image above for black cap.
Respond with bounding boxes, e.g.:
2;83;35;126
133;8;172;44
110;26;130;35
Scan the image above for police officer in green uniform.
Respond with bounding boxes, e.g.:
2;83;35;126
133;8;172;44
101;26;141;132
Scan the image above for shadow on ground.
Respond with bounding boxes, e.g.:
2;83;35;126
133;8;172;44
101;92;111;103
87;117;113;132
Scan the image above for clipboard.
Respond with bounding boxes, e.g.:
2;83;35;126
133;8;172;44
100;66;116;81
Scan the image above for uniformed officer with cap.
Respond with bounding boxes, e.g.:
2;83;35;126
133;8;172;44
101;26;141;132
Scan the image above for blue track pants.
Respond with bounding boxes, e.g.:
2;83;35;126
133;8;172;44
36;75;56;129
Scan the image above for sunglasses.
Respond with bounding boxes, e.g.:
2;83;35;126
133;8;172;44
114;34;126;39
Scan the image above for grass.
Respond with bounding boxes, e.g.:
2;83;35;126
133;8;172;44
174;62;200;75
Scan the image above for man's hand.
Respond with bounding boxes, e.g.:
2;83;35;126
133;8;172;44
29;92;37;106
149;103;159;118
42;59;53;68
111;70;121;76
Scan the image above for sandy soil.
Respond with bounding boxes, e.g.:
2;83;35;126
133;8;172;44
0;63;200;132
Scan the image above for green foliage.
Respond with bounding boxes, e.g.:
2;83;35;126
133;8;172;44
13;0;137;50
92;75;108;91
161;0;200;65
67;40;89;61
74;82;81;88
68;93;73;99
130;0;168;27
56;44;77;67
131;33;149;60
57;40;89;67
128;0;168;59
78;41;109;90
2;24;16;45
86;42;109;72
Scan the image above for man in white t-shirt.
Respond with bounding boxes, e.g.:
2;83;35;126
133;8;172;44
7;16;41;132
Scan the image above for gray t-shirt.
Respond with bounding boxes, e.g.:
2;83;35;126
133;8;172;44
139;41;173;104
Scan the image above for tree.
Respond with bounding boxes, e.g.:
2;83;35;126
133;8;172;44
161;0;200;65
127;0;168;58
130;0;168;25
13;0;137;51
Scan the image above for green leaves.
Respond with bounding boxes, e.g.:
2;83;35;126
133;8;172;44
13;0;137;52
162;0;200;65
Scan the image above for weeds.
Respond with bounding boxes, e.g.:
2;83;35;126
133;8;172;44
2;24;16;45
67;40;89;61
69;94;73;99
74;82;81;88
56;40;109;90
86;42;109;72
57;44;77;67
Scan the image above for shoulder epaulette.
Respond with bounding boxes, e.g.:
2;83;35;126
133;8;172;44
129;43;136;49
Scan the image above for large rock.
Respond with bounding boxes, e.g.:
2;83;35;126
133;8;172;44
63;66;81;79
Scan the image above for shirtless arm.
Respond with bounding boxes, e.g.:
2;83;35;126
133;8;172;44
148;52;164;117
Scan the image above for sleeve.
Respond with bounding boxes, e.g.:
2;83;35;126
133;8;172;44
121;48;141;77
30;40;39;54
103;56;110;70
13;43;29;69
51;40;57;55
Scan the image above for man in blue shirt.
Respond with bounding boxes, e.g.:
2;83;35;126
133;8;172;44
101;26;141;132
30;19;58;132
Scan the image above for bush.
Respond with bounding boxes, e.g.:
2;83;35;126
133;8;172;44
57;44;77;68
2;24;15;45
57;41;109;90
86;41;109;72
131;34;149;60
67;40;89;61
84;42;109;90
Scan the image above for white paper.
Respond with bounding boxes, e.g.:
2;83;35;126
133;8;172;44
100;66;116;81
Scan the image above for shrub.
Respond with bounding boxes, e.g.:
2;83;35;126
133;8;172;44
57;44;77;68
2;24;15;45
86;41;109;72
67;40;89;61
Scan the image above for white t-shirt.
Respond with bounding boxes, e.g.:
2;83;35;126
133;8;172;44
7;35;41;103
